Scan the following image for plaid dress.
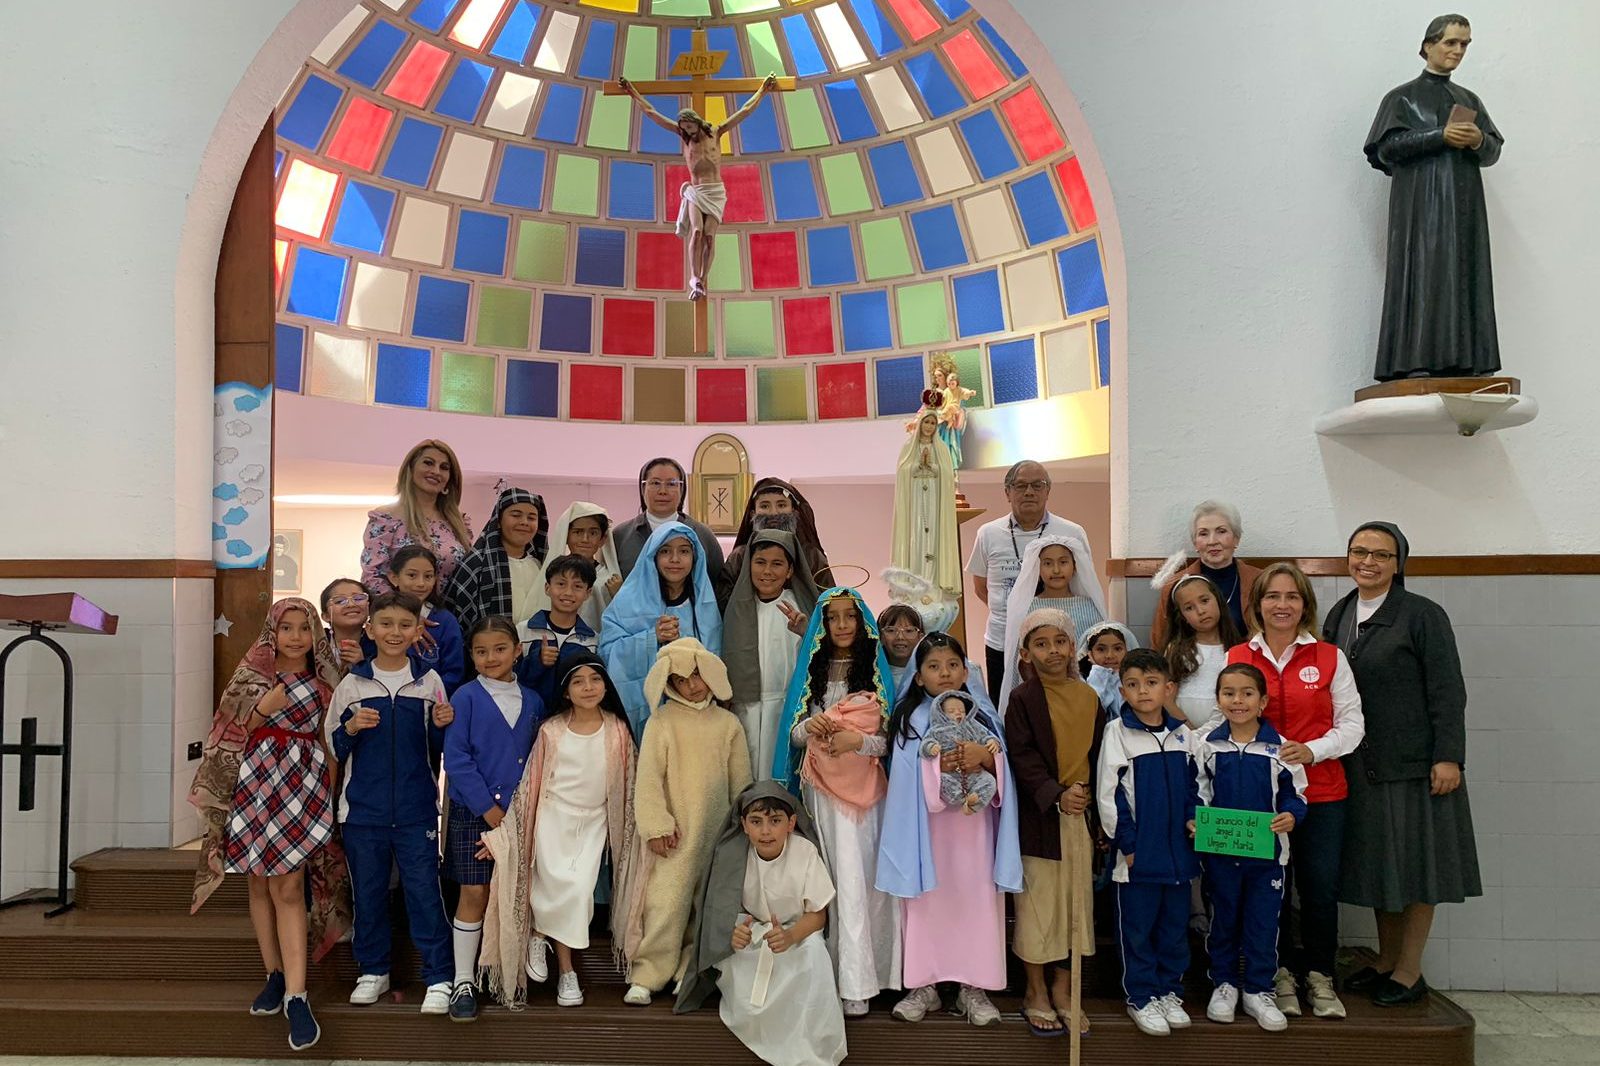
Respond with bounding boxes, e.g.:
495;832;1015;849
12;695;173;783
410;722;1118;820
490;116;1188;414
222;673;336;876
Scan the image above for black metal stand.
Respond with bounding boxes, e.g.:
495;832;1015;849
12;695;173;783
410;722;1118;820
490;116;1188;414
0;624;75;917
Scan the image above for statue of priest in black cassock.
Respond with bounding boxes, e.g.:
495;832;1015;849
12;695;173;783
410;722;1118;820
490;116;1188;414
1364;14;1504;381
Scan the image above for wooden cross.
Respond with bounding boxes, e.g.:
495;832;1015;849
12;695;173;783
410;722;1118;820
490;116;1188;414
605;29;797;355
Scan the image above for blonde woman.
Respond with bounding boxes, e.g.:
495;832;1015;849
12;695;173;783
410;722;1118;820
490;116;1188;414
360;440;475;595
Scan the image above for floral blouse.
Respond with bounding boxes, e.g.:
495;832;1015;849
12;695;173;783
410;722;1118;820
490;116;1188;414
360;509;475;595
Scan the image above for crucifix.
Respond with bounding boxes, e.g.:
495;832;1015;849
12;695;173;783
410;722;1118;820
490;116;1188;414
605;29;797;354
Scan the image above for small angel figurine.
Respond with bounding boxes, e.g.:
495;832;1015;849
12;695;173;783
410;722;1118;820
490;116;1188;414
918;691;1002;814
930;362;976;471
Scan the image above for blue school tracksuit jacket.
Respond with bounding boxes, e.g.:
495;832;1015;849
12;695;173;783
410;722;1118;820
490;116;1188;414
443;678;542;817
515;610;599;708
413;604;465;694
1196;719;1309;994
1097;705;1201;1006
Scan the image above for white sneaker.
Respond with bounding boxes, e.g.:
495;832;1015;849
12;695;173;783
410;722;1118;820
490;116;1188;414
954;985;1001;1027
556;970;584;1008
1242;990;1289;1031
1207;983;1239;1023
1306;971;1346;1019
1127;998;1171;1036
842;998;870;1018
348;974;390;1006
891;984;942;1022
1158;992;1192;1028
1274;967;1302;1017
420;981;451;1015
525;935;549;983
623;983;652;1006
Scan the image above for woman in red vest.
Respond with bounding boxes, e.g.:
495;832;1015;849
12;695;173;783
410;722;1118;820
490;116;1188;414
1228;562;1365;1021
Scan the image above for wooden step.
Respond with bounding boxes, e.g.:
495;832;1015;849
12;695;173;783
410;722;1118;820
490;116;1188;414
0;977;1475;1065
71;846;247;913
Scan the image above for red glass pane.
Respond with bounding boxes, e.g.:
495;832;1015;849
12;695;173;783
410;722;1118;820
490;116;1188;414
449;0;508;50
782;296;835;356
1056;156;1097;231
662;163;765;224
635;231;686;291
601;298;656;357
275;159;339;238
568;363;624;421
816;361;868;420
941;29;1007;101
326;98;394;171
750;231;800;290
696;367;748;422
385;41;451;106
999;86;1065;163
881;0;938;42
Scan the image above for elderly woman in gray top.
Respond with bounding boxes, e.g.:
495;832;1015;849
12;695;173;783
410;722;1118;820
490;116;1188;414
1322;521;1480;1007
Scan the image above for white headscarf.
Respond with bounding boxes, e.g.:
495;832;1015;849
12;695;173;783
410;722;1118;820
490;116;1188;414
999;534;1108;711
549;501;621;628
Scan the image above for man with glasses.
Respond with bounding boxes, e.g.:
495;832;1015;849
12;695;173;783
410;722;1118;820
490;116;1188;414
964;460;1091;704
615;456;726;578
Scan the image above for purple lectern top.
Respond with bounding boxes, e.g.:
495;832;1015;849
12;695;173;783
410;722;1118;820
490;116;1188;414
0;593;119;635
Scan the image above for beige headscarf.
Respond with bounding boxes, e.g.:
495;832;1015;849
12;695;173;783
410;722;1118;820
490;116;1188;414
645;637;732;710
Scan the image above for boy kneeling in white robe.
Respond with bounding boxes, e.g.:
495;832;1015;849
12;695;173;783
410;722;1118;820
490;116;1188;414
676;781;846;1066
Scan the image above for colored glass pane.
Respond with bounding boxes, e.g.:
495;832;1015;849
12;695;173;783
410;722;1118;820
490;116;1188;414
490;0;543;62
313;7;370;64
824;80;878;142
586;93;632;150
436;132;495;198
1095;317;1111;387
449;0;510;50
779;15;829;79
382;117;443;185
504;358;560;417
577;18;618;79
781;88;830;149
484;72;542;134
816;361;868;419
338;21;407;88
706;232;744;292
275;322;305;392
1042;322;1093;396
279;76;342;150
493;144;546;209
749;232;801;289
374;343;432;407
696;367;747;422
840;289;892;352
988;337;1037;404
551;154;600;215
476;286;533;348
307;332;368;403
782;297;834;356
866;141;924;206
409;0;459;33
285;247;348;323
895;280;949;345
1000;86;1065;162
931;0;970;18
540;293;593;352
881;0;938;41
849;0;905;56
568;362;623;421
1010;170;1069;246
819;153;872;214
908;203;967;270
347;262;409;332
945;345;986;405
864;67;921;130
979;18;1027;76
724;300;776;358
1056;156;1097;230
621;25;657;80
635;231;685;291
412;275;471;341
860;218;914;280
815;4;868;69
874;353;925;415
391;195;450;264
601;298;656;356
439;351;496;414
534;83;584;143
722;0;779;11
902;51;964;118
952;268;1005;336
1003;253;1064;328
608;160;656;220
1057;239;1108;314
770;161;822;221
745;22;788;76
733;94;783;154
580;0;637;9
639;94;685;154
806;226;858;287
756;366;808;421
435;59;493;122
513;219;567;283
275;159;338;239
653;0;712;15
534;10;580;72
326;97;394;171
941;29;1006;100
957;110;1020;179
385;40;451;105
633;366;686;422
665;300;717;356
575;227;627;287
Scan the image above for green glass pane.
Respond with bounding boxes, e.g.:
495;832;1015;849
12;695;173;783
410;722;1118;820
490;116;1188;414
782;89;829;150
942;346;987;406
623;25;658;81
513;220;566;284
897;281;950;346
724;0;780;12
744;21;788;74
439;351;496;414
757;366;808;421
551;155;600;216
653;0;711;16
586;94;632;150
724;299;776;358
707;232;743;292
819;153;871;215
476;286;533;350
860;218;913;280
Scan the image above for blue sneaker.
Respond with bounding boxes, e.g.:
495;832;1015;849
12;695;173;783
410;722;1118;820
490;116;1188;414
285;994;320;1051
250;970;286;1016
449;981;479;1022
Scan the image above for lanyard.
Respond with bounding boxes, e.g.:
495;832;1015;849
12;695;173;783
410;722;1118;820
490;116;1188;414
1007;515;1050;562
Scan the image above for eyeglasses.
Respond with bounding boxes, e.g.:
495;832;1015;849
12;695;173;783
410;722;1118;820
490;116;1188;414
330;594;369;607
1348;548;1397;562
644;479;684;491
1007;480;1050;492
881;625;924;636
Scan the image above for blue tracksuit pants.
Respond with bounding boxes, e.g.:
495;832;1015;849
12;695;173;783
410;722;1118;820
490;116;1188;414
1204;856;1285;995
1116;881;1189;1006
343;822;453;986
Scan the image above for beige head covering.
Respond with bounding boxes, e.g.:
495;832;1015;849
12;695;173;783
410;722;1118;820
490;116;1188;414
644;637;732;710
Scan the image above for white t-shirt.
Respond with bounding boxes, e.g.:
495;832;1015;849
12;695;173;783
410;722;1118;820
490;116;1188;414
964;512;1090;649
1356;590;1389;626
372;665;415;694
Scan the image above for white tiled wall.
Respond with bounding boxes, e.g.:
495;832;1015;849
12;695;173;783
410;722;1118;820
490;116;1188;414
1122;572;1600;993
0;577;211;900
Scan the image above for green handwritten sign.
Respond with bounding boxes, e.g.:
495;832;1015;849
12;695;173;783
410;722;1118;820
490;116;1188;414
1193;805;1276;860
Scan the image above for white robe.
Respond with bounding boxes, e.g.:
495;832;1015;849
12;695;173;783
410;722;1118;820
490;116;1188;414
528;725;608;948
717;835;846;1066
736;591;802;780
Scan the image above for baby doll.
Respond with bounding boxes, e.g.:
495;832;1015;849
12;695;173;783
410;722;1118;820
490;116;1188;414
918;691;1002;814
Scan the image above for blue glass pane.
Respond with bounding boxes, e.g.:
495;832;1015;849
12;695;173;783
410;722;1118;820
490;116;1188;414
285;248;348;323
274;150;284;177
1058;240;1109;314
824;80;878;142
667;26;744;79
952;269;1005;337
279;76;342;151
875;354;925;415
540;293;592;353
903;52;964;117
780;15;829;78
733;94;782;154
535;83;584;144
274;323;305;393
957;111;1019;179
848;0;904;56
989;337;1037;404
865;141;924;207
374;343;432;408
505;359;560;417
608;160;656;220
576;17;616;79
453;210;511;275
909;203;968;270
806;226;858;286
412;276;471;341
337;21;407;89
489;1;543;64
409;0;458;33
330;181;396;254
382;117;443;186
770;161;822;220
1095;316;1111;387
434;59;492;122
979;19;1027;76
493;145;546;209
931;0;970;16
574;228;626;287
639;95;683;154
1010;171;1069;246
840;290;892;352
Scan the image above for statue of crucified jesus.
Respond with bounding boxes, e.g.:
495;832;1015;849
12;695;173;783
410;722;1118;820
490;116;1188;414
620;74;779;300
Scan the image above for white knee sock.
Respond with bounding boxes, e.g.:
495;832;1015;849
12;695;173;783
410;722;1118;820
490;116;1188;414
452;919;484;986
